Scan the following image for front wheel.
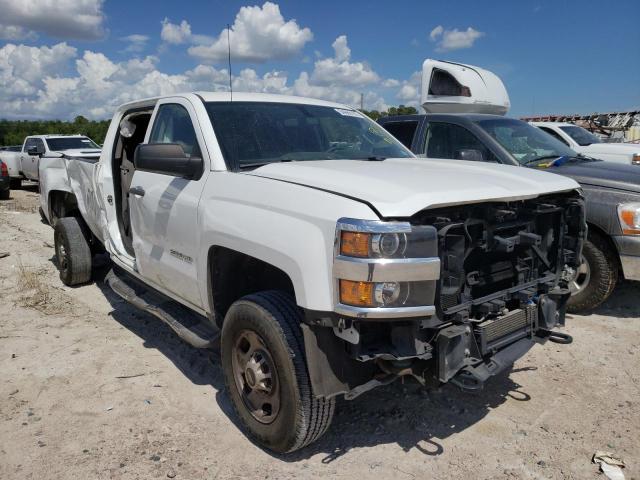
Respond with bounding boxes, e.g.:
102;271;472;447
567;233;618;313
221;291;335;453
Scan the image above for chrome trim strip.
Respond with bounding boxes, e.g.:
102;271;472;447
335;303;436;319
337;217;412;233
334;255;441;282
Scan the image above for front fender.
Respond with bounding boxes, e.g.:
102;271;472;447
197;172;378;312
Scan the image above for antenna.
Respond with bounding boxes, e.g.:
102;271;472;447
227;24;233;101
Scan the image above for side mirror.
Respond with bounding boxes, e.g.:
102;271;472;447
134;143;203;180
27;145;44;156
454;148;484;162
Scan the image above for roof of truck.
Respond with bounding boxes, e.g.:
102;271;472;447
529;121;576;127
378;113;507;124
116;92;354;112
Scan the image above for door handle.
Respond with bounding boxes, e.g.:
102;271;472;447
129;186;145;197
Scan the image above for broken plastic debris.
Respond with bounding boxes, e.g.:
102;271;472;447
106;406;113;411
593;451;625;480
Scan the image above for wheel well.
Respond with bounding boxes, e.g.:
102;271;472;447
208;246;296;325
48;190;79;221
586;222;621;273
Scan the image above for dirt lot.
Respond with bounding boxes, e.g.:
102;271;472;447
1;186;639;480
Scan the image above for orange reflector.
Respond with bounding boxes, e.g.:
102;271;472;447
339;280;375;307
340;231;370;257
621;210;640;235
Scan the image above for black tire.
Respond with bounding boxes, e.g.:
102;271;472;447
54;217;92;286
9;178;21;189
567;232;618;313
0;188;9;200
221;291;335;453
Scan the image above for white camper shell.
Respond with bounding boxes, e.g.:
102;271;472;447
421;59;510;116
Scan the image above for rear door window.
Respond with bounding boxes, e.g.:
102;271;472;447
424;122;497;162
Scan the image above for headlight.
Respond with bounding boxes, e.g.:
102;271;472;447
633;153;640;166
338;219;435;259
618;202;640;235
334;219;440;313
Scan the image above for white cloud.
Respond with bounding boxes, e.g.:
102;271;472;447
161;19;192;45
429;25;444;41
0;0;106;40
382;78;400;88
395;71;422;106
310;35;379;86
429;25;484;52
121;34;149;53
187;2;312;62
0;24;37;41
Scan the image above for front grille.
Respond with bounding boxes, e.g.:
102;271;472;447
475;305;537;354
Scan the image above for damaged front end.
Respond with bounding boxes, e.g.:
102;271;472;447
302;192;586;399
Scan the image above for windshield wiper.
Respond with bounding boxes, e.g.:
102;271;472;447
522;155;561;166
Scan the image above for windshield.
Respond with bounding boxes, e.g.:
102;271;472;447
477;118;576;165
559;125;601;146
46;137;100;150
204;101;413;169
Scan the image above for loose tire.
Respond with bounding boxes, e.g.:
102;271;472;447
567;232;618;313
54;217;92;286
221;291;335;453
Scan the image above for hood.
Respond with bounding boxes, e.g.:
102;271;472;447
551;159;640;193
51;148;101;159
245;158;579;217
582;142;640;156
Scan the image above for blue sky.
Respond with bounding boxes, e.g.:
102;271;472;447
1;0;638;119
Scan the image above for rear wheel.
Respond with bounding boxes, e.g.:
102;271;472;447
221;291;335;453
54;217;92;286
567;232;618;313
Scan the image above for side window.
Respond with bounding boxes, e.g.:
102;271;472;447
149;104;200;156
424;122;497;162
539;127;570;146
24;138;36;151
380;121;419;149
34;139;45;151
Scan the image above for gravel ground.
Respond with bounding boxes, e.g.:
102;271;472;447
1;187;639;480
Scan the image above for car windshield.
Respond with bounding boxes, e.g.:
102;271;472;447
559;125;601;146
46;137;100;150
204;101;413;169
477;118;576;165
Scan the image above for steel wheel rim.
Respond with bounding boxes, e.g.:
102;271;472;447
55;231;68;273
231;330;280;424
569;254;591;295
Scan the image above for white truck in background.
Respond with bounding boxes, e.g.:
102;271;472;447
531;122;640;166
0;135;101;188
39;91;585;453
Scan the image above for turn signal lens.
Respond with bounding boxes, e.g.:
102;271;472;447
339;280;374;307
340;232;370;257
633;153;640;166
618;203;640;235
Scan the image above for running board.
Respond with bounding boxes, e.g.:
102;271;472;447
105;268;219;349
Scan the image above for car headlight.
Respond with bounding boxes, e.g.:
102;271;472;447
633;153;640;166
335;219;440;311
618;202;640;235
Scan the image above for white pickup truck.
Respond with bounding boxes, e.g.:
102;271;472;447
531;122;640;166
41;92;586;453
0;134;100;188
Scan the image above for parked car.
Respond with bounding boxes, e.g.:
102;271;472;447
379;59;640;312
0;135;101;188
40;91;585;453
531;122;640;166
0;159;11;199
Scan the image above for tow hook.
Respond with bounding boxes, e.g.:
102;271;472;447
538;329;573;344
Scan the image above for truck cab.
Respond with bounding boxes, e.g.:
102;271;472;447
378;60;640;312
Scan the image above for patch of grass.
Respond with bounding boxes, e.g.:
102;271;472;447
14;258;71;315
